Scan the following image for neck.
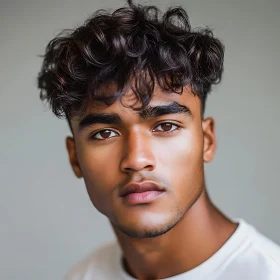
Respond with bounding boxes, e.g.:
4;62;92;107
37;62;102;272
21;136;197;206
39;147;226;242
111;189;237;280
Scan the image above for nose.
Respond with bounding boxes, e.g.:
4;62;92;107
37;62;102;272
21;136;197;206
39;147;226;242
120;130;156;173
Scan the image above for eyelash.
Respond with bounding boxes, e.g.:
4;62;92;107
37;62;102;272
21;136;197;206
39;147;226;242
89;122;181;142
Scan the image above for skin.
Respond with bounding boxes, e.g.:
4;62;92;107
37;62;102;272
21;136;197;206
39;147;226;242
66;85;237;280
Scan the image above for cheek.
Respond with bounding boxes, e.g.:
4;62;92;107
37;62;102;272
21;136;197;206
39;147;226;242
155;128;204;193
156;128;203;169
77;140;120;177
76;141;121;210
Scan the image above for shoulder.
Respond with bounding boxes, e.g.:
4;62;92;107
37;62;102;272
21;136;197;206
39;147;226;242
65;240;122;280
249;224;280;266
227;220;280;279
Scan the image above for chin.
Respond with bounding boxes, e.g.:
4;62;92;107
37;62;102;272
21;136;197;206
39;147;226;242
114;209;186;238
118;224;176;238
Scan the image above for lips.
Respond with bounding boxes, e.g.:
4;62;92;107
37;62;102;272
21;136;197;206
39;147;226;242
119;181;165;205
120;181;165;197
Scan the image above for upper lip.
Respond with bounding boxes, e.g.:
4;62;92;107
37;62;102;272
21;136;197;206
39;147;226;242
119;181;165;197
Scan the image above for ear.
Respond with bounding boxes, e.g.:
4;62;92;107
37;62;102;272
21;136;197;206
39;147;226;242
202;117;216;163
66;136;83;178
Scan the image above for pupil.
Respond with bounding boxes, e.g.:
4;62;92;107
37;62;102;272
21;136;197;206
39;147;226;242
100;130;111;138
162;123;171;131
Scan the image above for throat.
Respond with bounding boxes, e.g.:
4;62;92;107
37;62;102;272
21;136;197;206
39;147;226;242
115;191;238;280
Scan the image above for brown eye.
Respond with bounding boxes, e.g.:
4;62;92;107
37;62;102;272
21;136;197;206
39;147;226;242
153;123;180;133
161;123;172;131
100;130;111;138
92;129;118;140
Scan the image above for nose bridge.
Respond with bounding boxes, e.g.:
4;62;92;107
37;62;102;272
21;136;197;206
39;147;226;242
120;128;155;172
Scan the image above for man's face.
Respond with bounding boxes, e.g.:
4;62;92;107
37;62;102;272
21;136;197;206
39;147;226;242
67;86;215;238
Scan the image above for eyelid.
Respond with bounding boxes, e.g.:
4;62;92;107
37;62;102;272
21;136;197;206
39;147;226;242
89;128;120;140
152;121;181;132
88;121;181;140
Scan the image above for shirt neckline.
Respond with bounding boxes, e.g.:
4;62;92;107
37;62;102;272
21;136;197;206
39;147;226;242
117;218;252;280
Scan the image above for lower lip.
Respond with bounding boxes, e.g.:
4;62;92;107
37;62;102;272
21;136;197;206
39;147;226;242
122;191;164;205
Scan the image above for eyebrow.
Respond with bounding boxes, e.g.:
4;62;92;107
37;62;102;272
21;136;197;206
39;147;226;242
140;102;192;119
78;113;122;130
78;102;192;131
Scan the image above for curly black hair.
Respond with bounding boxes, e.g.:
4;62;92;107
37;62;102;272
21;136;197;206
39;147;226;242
38;0;224;120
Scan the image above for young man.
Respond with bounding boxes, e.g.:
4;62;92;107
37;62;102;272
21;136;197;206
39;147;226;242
38;1;280;279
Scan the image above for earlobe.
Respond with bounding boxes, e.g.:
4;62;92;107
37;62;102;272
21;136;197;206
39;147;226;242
202;117;216;163
66;136;83;178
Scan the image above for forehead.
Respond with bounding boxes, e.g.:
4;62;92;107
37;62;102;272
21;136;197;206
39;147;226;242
71;85;201;126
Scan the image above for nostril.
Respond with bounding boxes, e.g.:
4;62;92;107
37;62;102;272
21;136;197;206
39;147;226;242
120;156;156;173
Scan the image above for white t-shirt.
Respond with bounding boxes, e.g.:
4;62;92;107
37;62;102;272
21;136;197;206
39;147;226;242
66;219;280;280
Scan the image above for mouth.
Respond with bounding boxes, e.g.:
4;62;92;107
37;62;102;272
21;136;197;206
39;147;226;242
119;181;165;205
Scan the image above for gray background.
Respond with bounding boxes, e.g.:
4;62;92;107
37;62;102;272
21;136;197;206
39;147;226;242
0;0;279;279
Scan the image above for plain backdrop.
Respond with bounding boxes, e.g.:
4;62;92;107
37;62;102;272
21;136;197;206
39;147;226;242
0;0;279;279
